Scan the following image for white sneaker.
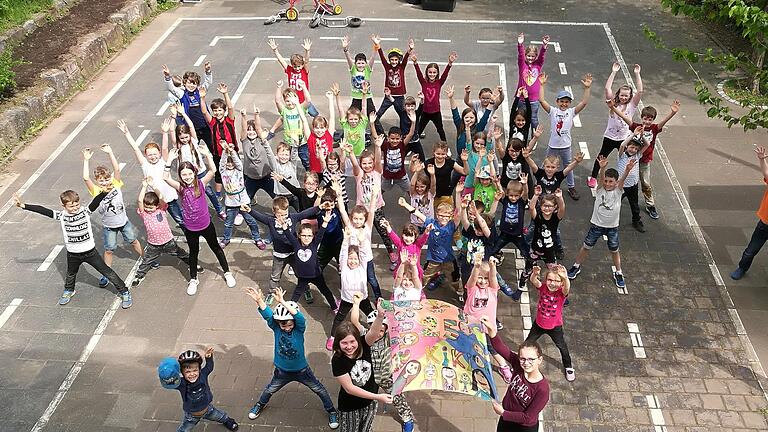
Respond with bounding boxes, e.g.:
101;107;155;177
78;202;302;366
224;272;236;288
288;267;294;276
234;213;244;226
565;367;576;382
187;279;199;296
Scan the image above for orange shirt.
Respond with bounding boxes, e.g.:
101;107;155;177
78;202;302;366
757;178;768;224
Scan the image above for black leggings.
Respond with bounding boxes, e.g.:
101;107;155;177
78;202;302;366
417;111;446;141
497;418;539;432
184;222;229;279
292;275;337;309
332;299;373;336
591;137;623;178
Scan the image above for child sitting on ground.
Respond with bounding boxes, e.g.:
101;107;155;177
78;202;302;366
171;348;239;431
14;191;132;308
244;286;340;429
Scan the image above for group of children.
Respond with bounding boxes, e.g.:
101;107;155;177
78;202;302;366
13;32;681;432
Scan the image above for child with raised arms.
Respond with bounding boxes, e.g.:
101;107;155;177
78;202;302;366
411;47;457;141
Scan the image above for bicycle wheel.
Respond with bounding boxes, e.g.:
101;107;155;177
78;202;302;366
286;7;299;21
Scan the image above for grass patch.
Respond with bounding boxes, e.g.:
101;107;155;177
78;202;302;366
0;0;54;33
157;0;178;13
723;79;768;107
0;44;25;99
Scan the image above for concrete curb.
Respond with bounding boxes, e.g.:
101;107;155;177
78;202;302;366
0;0;160;158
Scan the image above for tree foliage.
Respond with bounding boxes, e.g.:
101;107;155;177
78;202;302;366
645;0;768;131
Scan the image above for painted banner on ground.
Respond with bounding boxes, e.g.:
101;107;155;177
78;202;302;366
383;298;497;401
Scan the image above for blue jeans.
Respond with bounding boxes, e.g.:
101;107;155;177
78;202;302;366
307;102;320;118
529;100;540;130
297;143;310;171
738;220;768;272
102;220;138;251
166;199;185;228
546;146;574;188
177;404;230;432
367;260;382;299
583;224;620;251
198;170;223;214
257;367;336;414
223;206;262;242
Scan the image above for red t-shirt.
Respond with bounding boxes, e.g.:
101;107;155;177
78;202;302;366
631;122;662;164
534;282;567;330
285;65;310;104
382;139;408;180
307;132;333;173
208;117;238;156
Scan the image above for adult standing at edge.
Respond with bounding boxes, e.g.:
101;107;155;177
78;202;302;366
481;317;550;432
731;146;768;280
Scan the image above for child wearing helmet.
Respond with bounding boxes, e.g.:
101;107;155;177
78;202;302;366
349;293;415;432
170;347;239;431
244;287;340;429
370;35;413;135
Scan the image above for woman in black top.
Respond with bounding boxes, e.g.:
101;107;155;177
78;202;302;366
332;302;392;432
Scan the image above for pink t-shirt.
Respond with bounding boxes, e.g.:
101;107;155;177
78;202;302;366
137;202;173;246
464;284;499;324
387;230;429;278
534;282;567;329
355;170;385;209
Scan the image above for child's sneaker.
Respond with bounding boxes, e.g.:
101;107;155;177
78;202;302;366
496;319;503;330
632;220;646;233
120;291;133;309
419;132;426;139
554;246;565;261
518;274;528;290
500;365;513;383
565;367;576;382
219;239;230;249
150;261;160;269
187;279;199;296
234;213;244;226
567;265;581;280
304;290;314;304
224;272;236;288
587;177;598;189
58;290;76;306
567;187;580;201
223;418;239;431
333;298;341;314
730;267;746;280
613;271;625;289
326;336;335;351
255;239;267;250
402;420;414;432
131;275;145;288
197;265;205;274
99;276;109;288
425;273;444;291
510;289;522;302
217;210;226;221
646;205;659;219
247;403;263;419
457;291;465;305
499;283;515;297
328;411;340;429
288;267;294;276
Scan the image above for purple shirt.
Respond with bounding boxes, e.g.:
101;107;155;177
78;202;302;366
181;180;211;231
516;43;547;102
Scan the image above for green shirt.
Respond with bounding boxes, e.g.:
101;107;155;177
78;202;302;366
280;106;305;146
473;182;497;211
349;65;372;100
341;116;369;156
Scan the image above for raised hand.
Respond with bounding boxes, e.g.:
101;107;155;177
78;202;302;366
625;158;637;171
427;164;435;175
460;149;469;161
116;119;129;134
519;172;528;183
302;38;312;51
12;193;24;208
267;38;278;51
671;99;681;113
581;73;593;88
517;32;524;44
399;249;409;263
398;196;408;207
379;218;391;231
597;154;608;168
330;82;340;95
633;125;644;135
270;171;285;182
574;152;584;163
408;38;415;51
533;124;544;138
217;82;228;94
204;61;211;74
162;64;171;78
100;143;113;154
161;118;172;133
633;64;641;74
245;286;264;303
352;292;363;305
445;85;455;99
370;34;381;46
612;61;621;73
199;87;207;98
542;35;550;46
538;72;548;86
755;146;767;160
341;35;350;49
276;79;284;88
205;347;215;358
167;147;179;162
480;315;497;338
273;287;286;304
464;84;471;94
522;146;531;159
554;188;563;199
448;51;458;64
534;184;542;195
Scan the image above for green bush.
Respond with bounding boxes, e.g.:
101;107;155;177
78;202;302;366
0;45;23;98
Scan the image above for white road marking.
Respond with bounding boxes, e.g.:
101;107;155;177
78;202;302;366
498;63;510;139
646;394;667;432
193;54;207;66
155;101;170;116
564;85;572;95
0;19;182;223
553;42;562;52
208;35;243;47
424;38;451;43
558;62;567;75
0;298;23;329
380;37;399;41
477;40;504;44
268;35;294;39
230;58;261;105
135;130;151;147
184;17;606;26
31;259;140;432
605;22;768;382
578;141;590;159
573;114;582;128
37;245;64;272
627;322;645;358
319;36;345;40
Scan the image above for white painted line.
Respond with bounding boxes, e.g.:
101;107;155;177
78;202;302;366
605;22;768;384
319;36;345;40
183;17;607;26
231;58;261;105
380;37;399;41
498;63;510;138
155;101;171;116
477;40;504;44
627;322;645;358
424;38;451;43
646;395;667;431
37;245;64;272
193;54;207;67
558;62;567;75
554;42;562;53
209;35;243;47
30;259;140;432
0;298;23;329
578;142;590;159
268;35;294;39
563;85;572;95
135;129;151;147
118;162;126;171
573;114;582;128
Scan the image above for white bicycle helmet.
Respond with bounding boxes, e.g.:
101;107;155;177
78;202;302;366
178;350;202;366
366;310;388;326
273;301;300;321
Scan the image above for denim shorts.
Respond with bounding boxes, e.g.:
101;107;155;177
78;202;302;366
102;219;138;251
583;223;619;252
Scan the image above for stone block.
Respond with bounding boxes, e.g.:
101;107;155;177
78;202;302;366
22;20;38;36
41;87;57;107
0;106;31;141
23;95;44;121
